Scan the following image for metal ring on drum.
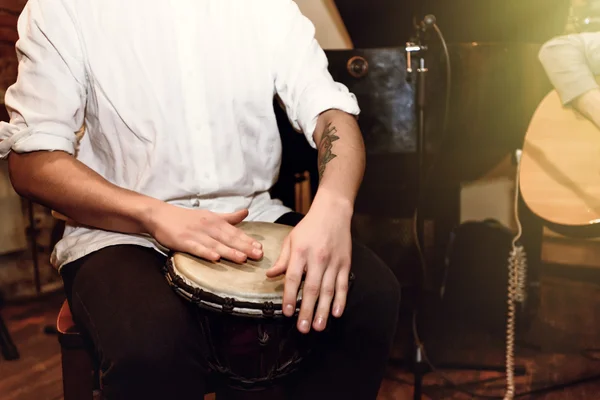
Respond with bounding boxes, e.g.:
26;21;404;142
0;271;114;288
164;222;303;317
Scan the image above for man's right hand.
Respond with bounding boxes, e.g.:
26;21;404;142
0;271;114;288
8;152;262;264
144;204;263;264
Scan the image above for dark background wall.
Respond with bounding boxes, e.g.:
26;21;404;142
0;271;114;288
330;0;574;180
335;0;573;47
0;1;24;122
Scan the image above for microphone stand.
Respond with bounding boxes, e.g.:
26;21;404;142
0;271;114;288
0;313;19;361
406;45;427;227
405;29;430;400
403;16;527;399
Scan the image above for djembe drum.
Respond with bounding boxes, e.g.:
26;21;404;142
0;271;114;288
163;221;310;393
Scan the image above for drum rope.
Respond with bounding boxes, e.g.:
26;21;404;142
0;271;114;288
162;257;309;389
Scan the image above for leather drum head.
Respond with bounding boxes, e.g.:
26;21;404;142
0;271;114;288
171;222;302;310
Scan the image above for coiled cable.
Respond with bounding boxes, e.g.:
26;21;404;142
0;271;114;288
503;154;528;400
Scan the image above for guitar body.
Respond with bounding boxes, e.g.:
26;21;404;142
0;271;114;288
520;90;600;227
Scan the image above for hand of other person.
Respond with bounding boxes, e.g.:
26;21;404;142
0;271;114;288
146;204;263;264
266;195;353;334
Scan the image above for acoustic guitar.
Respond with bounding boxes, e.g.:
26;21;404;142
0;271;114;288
520;89;600;227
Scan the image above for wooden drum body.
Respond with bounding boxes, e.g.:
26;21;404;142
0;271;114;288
163;222;310;391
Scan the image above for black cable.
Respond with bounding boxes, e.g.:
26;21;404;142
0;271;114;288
411;19;452;282
385;373;507;395
433;23;451;139
581;348;600;362
414;21;452;206
514;373;600;397
412;312;508;399
412;309;600;398
387;371;600;399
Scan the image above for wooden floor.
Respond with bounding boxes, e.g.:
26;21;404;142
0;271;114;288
3;266;600;400
0;293;64;400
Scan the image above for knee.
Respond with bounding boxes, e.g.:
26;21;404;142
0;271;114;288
105;329;182;374
97;310;207;398
99;306;204;380
371;258;402;319
351;241;401;317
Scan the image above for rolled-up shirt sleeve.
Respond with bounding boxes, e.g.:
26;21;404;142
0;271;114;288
0;0;86;159
538;32;600;105
271;0;360;148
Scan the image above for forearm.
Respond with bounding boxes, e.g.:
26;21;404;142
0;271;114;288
312;109;365;210
572;88;600;127
538;34;600;105
8;151;162;234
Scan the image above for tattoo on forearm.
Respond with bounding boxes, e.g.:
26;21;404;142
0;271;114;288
318;123;340;180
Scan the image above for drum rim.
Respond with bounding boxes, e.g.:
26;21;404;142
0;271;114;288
164;256;356;319
171;251;296;302
163;256;299;318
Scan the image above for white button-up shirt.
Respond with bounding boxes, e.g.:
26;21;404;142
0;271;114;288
0;0;360;269
539;32;600;104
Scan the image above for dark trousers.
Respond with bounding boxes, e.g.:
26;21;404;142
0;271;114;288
60;212;401;400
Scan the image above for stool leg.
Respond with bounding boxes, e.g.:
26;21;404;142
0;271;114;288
0;313;19;361
61;346;95;400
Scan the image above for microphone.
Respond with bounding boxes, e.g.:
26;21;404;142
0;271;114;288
420;14;437;31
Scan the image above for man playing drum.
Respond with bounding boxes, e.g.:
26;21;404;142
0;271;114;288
0;0;400;399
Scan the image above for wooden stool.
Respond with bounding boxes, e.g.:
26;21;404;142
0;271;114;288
56;300;95;400
56;300;221;400
56;300;227;399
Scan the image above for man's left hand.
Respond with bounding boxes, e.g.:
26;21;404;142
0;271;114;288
266;196;353;334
